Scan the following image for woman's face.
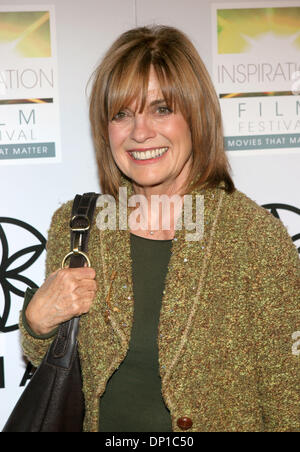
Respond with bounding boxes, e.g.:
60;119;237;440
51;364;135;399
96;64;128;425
108;67;193;194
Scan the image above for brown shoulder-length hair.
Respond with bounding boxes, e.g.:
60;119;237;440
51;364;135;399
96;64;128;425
89;25;235;198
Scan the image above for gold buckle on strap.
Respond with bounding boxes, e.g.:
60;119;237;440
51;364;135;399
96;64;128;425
69;215;90;231
61;249;91;268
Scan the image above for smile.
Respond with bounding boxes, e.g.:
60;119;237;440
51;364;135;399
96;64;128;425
128;147;169;161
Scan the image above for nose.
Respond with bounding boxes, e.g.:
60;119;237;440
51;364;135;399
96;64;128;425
130;113;156;143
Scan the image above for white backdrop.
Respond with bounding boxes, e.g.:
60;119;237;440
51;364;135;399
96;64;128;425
0;0;299;430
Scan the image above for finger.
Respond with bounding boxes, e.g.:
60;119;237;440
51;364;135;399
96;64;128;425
75;279;97;292
71;294;94;316
86;279;97;290
74;286;97;300
74;267;96;279
80;299;93;315
58;266;96;280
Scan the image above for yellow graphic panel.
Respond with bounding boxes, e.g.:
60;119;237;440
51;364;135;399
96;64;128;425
217;7;300;54
0;11;51;58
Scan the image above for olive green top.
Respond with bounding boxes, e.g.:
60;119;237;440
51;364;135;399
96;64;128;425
98;233;172;432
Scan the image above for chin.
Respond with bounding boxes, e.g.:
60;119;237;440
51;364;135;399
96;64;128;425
130;174;167;189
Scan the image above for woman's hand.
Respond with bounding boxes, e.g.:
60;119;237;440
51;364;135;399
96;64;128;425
25;267;97;336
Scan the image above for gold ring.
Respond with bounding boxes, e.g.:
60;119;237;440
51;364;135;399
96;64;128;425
61;250;91;268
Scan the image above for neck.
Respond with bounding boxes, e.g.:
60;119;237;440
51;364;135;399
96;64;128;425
128;182;184;238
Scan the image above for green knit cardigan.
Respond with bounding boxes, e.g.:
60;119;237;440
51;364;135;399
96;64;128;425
20;180;300;432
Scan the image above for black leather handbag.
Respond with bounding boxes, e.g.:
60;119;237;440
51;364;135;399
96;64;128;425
2;192;99;432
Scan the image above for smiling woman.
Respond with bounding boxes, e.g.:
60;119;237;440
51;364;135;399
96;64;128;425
18;25;300;433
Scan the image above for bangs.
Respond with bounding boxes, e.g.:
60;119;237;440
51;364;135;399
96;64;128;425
106;50;186;121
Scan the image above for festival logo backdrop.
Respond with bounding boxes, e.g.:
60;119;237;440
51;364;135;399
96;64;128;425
0;217;46;333
0;5;61;164
0;216;46;427
212;1;300;153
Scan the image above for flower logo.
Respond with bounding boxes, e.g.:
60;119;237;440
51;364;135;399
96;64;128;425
0;217;46;332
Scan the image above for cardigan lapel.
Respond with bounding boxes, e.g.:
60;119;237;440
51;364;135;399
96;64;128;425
158;186;225;380
97;226;134;349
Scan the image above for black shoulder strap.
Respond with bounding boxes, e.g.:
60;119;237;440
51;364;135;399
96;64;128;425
69;192;99;267
47;192;99;366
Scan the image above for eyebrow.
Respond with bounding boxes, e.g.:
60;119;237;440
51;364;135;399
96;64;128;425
149;99;166;107
127;98;168;114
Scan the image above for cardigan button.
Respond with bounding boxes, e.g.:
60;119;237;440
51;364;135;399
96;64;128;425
177;416;193;430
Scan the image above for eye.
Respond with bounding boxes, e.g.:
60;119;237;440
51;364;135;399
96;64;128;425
111;110;129;121
156;105;173;115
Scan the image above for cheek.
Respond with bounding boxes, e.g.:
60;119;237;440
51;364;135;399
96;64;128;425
165;119;192;152
108;126;130;172
162;111;189;134
108;125;121;150
108;124;132;165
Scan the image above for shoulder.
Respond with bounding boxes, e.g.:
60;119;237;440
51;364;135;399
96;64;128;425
221;187;289;235
46;194;101;247
204;183;282;232
222;188;278;226
221;188;298;263
45;200;74;273
48;199;73;228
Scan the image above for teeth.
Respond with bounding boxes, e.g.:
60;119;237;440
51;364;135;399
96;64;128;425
130;147;168;160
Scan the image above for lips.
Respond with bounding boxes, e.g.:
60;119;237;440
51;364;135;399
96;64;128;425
127;147;169;161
